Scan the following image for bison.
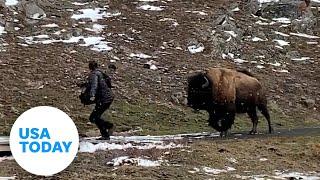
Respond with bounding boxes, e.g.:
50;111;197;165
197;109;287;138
187;67;273;136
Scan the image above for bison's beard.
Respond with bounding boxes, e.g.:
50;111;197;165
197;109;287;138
208;111;235;132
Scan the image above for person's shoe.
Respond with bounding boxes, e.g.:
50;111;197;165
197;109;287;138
98;128;110;140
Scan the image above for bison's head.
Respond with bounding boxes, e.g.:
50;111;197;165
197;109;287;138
187;72;212;110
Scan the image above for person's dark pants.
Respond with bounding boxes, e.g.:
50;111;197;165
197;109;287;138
89;102;113;137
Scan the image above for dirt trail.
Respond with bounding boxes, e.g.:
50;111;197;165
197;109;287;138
80;127;320;144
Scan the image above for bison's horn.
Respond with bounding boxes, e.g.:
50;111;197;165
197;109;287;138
202;76;209;88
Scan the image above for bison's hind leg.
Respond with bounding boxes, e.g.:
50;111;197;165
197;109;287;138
247;107;259;135
257;104;273;134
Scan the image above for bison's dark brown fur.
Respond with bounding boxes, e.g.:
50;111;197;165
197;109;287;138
187;68;273;136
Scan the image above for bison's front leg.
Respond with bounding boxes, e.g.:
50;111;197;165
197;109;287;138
209;110;235;137
220;130;231;137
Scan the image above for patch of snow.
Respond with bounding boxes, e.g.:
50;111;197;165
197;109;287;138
18;43;28;47
81;36;104;46
290;33;320;39
269;62;281;67
232;7;240;12
259;158;268;161
18;35;112;52
274;31;290;37
202;166;236;175
0;177;15;180
227;157;238;164
191;11;208;15
291;57;310;61
130;53;152;59
188;44;204;54
234;58;248;63
34;35;50;39
252;37;266;42
233;174;271;180
107;156;130;166
224;31;237;37
256;65;265;69
72;2;89;6
85;24;105;33
273;69;289;73
71;8;121;22
188;167;200;174
280;24;290;28
222;53;235;59
91;42;112;51
275;45;283;49
159;18;179;26
84;132;219;143
0;26;6;35
62;36;82;43
5;0;18;6
137;5;163;11
41;23;59;28
203;167;227;174
307;41;318;45
258;0;279;3
226;166;237;171
255;55;265;59
0;137;9;143
138;158;161;167
80;132;220;153
107;156;162;167
255;20;269;25
0;156;14;163
145;60;158;70
31;13;46;20
150;65;157;70
139;0;158;1
274;171;320;180
273;39;290;46
273;17;291;24
189;165;238;175
79;141;185;153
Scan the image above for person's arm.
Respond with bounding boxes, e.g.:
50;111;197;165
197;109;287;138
105;74;113;88
89;72;98;98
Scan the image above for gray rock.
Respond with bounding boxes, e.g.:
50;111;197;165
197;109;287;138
171;92;184;104
171;95;180;104
72;28;83;37
301;98;316;108
18;0;46;24
286;51;301;59
208;14;244;59
262;2;299;19
291;15;316;34
249;0;315;24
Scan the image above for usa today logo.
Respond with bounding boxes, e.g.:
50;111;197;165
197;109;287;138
10;106;79;176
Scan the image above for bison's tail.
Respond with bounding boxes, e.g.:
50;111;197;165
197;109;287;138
237;69;254;77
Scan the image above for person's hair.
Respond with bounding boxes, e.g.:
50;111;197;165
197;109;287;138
89;61;98;70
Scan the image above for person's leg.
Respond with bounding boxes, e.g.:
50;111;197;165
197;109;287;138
89;104;109;138
100;103;114;135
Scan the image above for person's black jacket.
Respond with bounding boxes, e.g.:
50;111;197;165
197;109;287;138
87;69;113;104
